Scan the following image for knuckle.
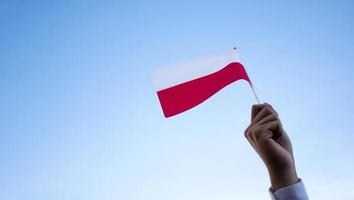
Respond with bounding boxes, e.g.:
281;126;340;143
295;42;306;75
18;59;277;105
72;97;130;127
270;112;278;119
264;107;275;116
252;104;264;111
265;106;272;112
274;118;281;124
244;126;251;138
252;104;259;109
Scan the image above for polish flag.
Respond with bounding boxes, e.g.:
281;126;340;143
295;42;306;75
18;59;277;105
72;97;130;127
153;50;254;118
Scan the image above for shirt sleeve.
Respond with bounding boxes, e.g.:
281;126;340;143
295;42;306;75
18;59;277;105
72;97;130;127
269;179;309;200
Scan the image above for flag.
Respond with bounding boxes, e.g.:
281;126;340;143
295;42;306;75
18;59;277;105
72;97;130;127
153;50;251;118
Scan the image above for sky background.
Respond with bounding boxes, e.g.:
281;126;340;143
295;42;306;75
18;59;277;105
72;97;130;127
1;0;354;199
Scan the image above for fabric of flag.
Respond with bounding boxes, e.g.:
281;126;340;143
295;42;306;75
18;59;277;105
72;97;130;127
153;50;251;118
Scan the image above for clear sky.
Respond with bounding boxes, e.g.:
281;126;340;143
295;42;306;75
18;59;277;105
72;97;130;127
1;0;354;199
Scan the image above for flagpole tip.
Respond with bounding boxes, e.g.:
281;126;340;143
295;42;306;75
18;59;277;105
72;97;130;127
233;47;238;54
233;47;238;55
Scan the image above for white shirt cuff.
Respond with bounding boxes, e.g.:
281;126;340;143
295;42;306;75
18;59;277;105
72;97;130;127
269;179;309;200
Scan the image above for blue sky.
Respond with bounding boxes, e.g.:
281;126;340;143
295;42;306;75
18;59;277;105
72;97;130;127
1;0;354;199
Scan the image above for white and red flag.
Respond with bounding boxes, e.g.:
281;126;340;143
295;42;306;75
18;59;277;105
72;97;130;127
153;49;258;118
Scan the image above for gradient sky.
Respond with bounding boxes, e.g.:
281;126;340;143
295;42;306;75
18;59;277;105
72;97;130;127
1;1;354;199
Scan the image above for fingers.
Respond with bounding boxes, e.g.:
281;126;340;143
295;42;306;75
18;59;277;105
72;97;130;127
252;104;278;124
257;112;278;125
252;103;278;116
245;119;281;145
246;103;282;145
255;120;278;140
251;104;264;120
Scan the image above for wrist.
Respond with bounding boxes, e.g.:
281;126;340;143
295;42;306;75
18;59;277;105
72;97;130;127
269;167;298;191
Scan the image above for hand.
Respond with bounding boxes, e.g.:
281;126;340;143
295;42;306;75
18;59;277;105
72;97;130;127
244;103;298;191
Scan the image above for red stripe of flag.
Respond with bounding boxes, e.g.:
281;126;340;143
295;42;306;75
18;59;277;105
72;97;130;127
157;62;250;118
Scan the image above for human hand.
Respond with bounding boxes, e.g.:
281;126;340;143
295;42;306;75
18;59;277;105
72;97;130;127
244;103;298;191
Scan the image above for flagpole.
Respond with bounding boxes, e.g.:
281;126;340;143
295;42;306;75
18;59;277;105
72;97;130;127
250;84;261;104
233;47;261;104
